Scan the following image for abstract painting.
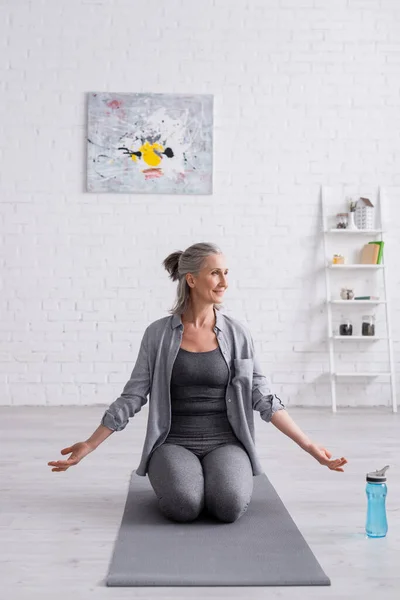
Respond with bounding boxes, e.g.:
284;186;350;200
87;92;213;194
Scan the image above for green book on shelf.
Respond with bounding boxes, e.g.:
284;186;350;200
368;241;384;264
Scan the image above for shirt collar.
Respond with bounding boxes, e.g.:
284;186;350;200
171;307;225;332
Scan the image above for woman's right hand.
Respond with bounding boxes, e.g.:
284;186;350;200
47;441;94;472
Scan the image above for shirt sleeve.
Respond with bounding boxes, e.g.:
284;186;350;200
101;326;151;431
248;331;286;423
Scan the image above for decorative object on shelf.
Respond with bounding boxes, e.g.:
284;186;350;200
340;288;355;300
339;315;353;336
347;198;358;230
355;197;375;230
332;254;345;264
362;315;376;336
336;213;348;229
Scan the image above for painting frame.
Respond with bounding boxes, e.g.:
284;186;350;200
86;92;213;195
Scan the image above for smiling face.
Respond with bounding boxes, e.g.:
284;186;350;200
186;253;229;304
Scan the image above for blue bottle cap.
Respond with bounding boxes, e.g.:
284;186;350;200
366;465;390;482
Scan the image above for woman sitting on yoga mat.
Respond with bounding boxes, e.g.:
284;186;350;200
48;242;348;523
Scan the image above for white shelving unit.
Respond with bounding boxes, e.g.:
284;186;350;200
321;186;397;413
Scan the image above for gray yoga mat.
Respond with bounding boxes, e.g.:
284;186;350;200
105;470;331;587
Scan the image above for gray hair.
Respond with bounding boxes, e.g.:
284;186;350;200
162;242;224;315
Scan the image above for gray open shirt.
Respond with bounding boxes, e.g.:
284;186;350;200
101;308;286;476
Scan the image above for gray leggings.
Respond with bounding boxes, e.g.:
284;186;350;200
147;442;254;523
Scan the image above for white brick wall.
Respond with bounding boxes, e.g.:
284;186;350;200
1;0;399;409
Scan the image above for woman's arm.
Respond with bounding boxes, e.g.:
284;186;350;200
48;424;114;472
48;328;151;473
246;328;347;471
271;409;348;472
100;326;151;432
270;409;311;450
86;423;114;450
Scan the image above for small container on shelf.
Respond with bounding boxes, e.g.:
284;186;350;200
362;315;376;336
336;213;348;229
332;254;345;265
339;315;353;336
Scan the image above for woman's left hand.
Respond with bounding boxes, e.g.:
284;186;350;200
305;442;348;471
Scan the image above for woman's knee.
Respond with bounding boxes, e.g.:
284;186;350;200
202;444;254;522
159;489;204;522
208;490;251;523
147;444;205;522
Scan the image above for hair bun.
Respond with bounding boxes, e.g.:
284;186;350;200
162;250;183;282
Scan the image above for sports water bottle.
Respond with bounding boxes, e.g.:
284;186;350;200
365;465;389;538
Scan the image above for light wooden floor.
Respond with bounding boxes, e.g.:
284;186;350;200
2;405;399;600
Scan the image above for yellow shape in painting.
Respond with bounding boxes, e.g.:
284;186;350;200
140;141;164;167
